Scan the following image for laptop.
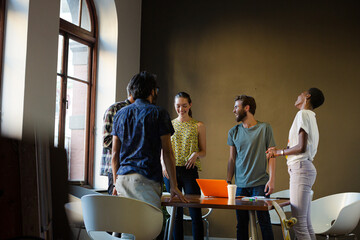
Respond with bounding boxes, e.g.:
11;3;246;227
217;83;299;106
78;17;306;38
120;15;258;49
196;179;229;198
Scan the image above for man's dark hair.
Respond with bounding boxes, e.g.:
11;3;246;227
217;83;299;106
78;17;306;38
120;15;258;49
128;71;158;100
234;95;256;115
308;88;325;109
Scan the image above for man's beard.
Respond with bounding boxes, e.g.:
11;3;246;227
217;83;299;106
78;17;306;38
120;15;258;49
236;110;246;122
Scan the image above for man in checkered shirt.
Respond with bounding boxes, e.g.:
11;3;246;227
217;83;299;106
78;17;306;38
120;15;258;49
100;81;134;195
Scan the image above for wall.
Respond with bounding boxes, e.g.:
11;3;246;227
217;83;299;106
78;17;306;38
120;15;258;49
1;0;29;139
93;0;142;189
1;0;59;141
141;0;360;238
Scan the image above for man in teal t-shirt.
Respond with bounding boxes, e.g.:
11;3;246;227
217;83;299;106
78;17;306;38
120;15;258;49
226;95;276;240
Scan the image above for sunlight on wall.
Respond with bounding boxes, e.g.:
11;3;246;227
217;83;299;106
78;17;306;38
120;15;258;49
92;0;141;189
93;0;118;189
1;0;29;139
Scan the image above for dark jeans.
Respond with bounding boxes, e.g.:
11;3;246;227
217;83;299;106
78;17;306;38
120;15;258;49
164;166;204;240
107;172;114;195
235;185;274;240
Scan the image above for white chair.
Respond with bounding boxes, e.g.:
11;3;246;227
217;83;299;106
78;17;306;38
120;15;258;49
64;200;84;240
65;187;101;240
269;189;314;225
310;192;360;238
81;194;163;240
162;193;212;240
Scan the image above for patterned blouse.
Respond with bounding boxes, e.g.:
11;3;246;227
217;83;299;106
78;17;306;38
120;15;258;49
171;118;201;170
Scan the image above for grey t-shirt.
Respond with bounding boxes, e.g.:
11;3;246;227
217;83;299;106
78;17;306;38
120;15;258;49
227;121;275;188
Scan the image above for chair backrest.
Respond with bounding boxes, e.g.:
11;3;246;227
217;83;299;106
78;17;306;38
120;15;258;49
166;205;212;220
329;200;360;235
64;201;84;228
271;189;290;199
81;194;163;240
311;192;360;235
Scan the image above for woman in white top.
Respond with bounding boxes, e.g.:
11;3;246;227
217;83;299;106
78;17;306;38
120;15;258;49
266;88;324;240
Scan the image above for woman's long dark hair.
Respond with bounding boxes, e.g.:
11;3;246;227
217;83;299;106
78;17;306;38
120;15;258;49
175;92;192;117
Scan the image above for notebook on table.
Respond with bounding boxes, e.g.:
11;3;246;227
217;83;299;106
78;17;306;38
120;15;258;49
196;179;229;198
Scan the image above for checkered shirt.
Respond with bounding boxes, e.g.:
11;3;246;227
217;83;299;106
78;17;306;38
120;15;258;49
100;99;131;176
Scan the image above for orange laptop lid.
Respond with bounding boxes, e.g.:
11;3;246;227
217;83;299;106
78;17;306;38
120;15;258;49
196;179;228;198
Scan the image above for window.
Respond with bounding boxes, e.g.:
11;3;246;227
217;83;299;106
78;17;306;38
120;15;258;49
0;0;5;131
55;0;97;185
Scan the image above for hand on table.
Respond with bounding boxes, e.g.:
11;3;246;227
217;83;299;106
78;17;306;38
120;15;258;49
170;187;189;203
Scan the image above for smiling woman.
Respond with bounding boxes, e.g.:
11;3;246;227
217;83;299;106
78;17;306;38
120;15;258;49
162;92;207;240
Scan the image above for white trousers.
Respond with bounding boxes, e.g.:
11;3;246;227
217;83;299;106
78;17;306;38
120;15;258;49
115;173;162;209
288;160;317;240
115;173;162;239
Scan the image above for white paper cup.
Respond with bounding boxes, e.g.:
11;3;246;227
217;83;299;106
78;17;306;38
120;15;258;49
227;184;237;199
227;198;235;205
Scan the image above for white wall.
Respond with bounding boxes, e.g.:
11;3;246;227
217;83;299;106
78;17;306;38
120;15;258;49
92;0;118;189
1;0;29;139
114;0;142;101
1;0;59;141
23;0;60;140
92;0;142;189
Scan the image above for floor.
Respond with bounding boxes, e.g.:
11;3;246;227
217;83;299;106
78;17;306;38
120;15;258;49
71;226;357;240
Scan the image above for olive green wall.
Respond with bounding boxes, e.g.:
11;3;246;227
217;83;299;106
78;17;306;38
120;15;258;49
141;1;360;238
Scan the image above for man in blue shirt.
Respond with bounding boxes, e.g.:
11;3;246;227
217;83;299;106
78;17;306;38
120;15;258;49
227;95;276;240
111;71;186;210
100;82;134;195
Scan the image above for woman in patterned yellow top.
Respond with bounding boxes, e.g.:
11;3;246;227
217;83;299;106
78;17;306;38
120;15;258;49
162;92;206;240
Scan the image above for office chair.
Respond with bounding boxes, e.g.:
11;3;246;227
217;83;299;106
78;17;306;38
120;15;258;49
65;185;101;239
81;194;163;240
162;193;212;240
310;192;360;239
64;200;84;240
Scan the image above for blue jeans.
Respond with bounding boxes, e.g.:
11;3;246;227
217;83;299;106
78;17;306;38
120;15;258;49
235;185;274;240
164;166;204;240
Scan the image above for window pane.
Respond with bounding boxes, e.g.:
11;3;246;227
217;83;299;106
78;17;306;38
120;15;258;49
81;0;91;31
65;79;88;181
68;39;89;81
60;0;80;26
57;35;64;74
54;76;62;147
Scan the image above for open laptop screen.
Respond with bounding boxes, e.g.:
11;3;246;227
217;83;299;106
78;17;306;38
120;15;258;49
196;179;229;198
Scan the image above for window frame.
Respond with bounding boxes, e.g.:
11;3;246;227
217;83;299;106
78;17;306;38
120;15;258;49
56;0;98;186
